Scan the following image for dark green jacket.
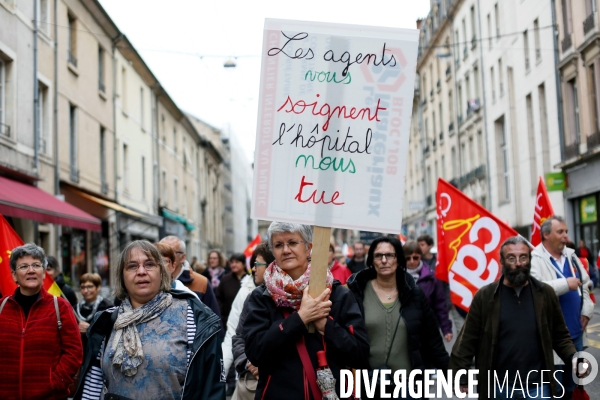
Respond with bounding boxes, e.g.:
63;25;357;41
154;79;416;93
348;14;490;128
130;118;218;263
449;276;575;399
74;289;225;400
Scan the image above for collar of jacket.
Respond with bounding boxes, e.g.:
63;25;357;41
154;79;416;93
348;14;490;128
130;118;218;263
347;266;415;304
490;275;546;297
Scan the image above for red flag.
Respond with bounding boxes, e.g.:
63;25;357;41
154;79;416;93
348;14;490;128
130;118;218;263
435;179;518;311
531;177;555;247
244;234;262;259
0;214;62;297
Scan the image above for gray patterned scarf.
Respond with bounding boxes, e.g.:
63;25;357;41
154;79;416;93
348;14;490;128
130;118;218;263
109;291;172;376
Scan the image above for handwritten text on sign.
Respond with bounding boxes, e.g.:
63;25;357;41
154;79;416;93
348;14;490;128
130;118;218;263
252;19;419;233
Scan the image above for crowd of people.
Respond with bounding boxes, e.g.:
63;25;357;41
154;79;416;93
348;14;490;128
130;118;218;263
0;217;596;399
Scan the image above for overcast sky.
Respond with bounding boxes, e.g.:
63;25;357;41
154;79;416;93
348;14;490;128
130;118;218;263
99;0;430;162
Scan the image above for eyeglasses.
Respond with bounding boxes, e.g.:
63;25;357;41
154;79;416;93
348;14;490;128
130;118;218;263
253;261;268;268
373;253;397;260
124;261;159;273
16;263;44;272
505;255;529;265
80;284;96;291
273;240;305;251
174;251;185;256
405;255;420;261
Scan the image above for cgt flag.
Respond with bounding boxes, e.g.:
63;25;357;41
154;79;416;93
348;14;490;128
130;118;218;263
435;179;517;311
531;177;555;247
244;234;262;259
0;214;62;297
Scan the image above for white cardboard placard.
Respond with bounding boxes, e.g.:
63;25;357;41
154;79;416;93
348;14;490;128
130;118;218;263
252;18;419;233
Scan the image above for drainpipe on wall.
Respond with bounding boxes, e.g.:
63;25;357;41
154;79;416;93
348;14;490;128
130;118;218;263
33;0;39;178
476;0;492;209
112;36;121;204
551;0;566;160
53;0;60;257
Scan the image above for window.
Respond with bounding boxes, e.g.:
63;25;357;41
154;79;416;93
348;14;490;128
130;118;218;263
98;47;105;92
69;105;78;179
465;73;471;102
448;90;453;122
470;6;477;48
523;30;530;71
67;14;77;67
561;0;573;38
432;111;437;144
589;62;600;134
121;67;127;112
526;94;537;191
0;58;5;136
454;30;460;66
38;0;49;35
468;136;475;171
491;66;496;102
140;87;144;128
534;19;541;61
100;127;106;187
162;171;168;203
38;82;49;154
487;14;492;48
123;144;129;190
494;3;500;39
498;58;504;97
141;156;146;200
173;127;177;152
439;102;443;140
441;155;446;180
174;178;179;211
495;116;510;201
474;66;480;98
460;141;466;176
458;84;463;120
538;84;551;172
451;146;457;178
462;18;467;58
565;78;580;145
183;185;188;217
477;130;484;166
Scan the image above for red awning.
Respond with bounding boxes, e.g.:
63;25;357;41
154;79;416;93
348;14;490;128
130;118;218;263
0;176;101;231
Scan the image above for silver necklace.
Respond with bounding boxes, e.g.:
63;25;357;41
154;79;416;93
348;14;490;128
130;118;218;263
375;281;397;300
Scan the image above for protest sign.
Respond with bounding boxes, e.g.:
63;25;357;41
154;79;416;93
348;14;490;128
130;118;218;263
252;18;419;234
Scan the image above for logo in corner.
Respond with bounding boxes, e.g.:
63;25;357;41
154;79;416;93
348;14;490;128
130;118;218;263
572;351;598;385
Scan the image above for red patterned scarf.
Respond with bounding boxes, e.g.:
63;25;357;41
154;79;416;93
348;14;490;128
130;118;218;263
264;261;333;310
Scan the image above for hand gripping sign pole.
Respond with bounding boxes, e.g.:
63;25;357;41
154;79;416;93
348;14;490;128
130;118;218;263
308;226;332;332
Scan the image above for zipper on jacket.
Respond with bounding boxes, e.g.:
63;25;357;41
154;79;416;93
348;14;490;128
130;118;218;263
260;375;272;400
180;328;220;397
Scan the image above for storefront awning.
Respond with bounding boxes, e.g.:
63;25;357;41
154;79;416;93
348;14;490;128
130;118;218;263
0;176;101;231
67;187;145;219
162;208;196;231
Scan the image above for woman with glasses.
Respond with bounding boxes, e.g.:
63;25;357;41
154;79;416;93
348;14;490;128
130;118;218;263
76;273;114;353
403;241;452;343
243;222;369;399
0;243;82;400
225;242;274;400
347;237;449;399
75;240;225;400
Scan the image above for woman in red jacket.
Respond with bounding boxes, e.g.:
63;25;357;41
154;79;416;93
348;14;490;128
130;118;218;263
0;243;82;400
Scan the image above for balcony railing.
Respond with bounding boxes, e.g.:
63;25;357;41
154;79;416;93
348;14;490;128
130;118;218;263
587;131;600;150
68;50;78;67
584;12;596;35
561;33;573;52
458;165;487;187
564;141;579;159
0;122;10;137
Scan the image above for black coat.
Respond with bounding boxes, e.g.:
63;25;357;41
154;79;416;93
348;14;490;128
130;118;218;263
243;281;370;400
215;272;244;328
346;267;449;371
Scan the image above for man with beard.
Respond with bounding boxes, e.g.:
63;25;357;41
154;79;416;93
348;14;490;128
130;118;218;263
530;216;593;400
450;236;577;399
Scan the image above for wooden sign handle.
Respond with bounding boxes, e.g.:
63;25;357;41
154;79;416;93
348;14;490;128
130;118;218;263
307;225;331;333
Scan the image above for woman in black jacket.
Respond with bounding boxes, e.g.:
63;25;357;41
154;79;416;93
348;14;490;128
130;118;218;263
243;222;370;399
346;236;449;399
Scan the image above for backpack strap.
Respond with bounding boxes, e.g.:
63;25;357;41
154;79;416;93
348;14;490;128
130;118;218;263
53;295;62;330
0;297;10;315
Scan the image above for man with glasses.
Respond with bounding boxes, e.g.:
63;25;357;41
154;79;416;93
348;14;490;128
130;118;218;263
529;216;594;400
0;243;82;399
46;255;78;308
450;236;578;399
159;235;221;320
